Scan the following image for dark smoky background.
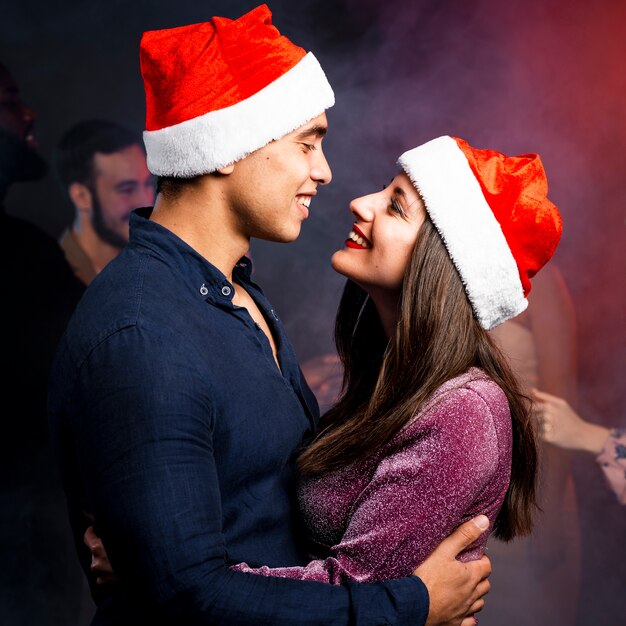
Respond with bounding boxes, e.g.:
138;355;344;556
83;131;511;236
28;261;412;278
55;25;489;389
2;0;624;623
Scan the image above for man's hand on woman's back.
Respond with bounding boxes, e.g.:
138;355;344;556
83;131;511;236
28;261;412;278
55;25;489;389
414;515;492;626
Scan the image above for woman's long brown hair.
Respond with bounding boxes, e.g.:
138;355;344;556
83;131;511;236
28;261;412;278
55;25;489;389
299;216;538;541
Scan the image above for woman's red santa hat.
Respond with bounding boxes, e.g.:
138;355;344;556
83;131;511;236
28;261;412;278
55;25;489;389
140;4;334;177
398;136;562;330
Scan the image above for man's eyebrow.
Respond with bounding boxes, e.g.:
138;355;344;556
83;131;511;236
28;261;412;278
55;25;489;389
295;124;327;140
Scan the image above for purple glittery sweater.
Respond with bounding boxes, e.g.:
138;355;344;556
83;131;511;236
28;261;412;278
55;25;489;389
233;367;512;583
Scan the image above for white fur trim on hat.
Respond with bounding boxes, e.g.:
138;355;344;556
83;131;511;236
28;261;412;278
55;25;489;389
143;52;334;177
398;136;527;330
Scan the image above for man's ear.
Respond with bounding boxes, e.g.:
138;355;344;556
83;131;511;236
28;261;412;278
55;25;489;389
68;182;93;212
216;163;235;175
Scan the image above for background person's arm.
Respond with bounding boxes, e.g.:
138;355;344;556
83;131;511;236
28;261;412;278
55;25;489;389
524;264;581;624
532;388;626;505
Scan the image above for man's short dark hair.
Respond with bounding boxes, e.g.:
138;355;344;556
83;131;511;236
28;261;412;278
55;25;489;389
54;119;143;188
156;175;201;199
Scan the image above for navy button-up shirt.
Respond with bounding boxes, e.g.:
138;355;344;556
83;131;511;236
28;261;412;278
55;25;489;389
48;208;428;625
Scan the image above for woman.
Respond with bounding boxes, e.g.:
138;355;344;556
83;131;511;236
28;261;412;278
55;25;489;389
89;135;562;585
227;135;562;582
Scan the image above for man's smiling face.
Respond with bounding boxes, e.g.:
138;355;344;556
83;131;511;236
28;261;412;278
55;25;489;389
224;112;333;243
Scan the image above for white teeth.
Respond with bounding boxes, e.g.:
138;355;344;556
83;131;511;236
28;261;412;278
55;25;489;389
348;230;371;248
297;196;311;208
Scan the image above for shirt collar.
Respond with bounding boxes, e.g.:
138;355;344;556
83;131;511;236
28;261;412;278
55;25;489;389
129;208;253;303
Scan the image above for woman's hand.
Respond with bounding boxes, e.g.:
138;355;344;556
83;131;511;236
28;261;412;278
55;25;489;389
84;526;117;585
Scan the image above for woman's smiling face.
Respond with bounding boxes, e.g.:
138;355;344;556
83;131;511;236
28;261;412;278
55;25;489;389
331;172;426;296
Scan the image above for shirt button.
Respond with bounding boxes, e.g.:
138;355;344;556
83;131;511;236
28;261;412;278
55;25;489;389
221;285;232;297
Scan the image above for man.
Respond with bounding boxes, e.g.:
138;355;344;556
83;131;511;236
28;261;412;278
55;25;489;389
0;61;87;625
54;119;154;284
48;6;490;625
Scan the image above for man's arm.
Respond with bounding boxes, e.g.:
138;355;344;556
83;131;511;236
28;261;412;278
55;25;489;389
86;517;491;626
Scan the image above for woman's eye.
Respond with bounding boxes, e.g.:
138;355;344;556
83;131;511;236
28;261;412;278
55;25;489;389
391;198;405;216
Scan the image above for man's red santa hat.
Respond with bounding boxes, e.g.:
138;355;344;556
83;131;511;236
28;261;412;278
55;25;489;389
398;136;562;330
140;4;334;177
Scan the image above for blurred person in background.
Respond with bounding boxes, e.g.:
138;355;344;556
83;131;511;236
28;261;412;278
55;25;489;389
54;119;154;285
0;60;88;625
482;262;581;626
